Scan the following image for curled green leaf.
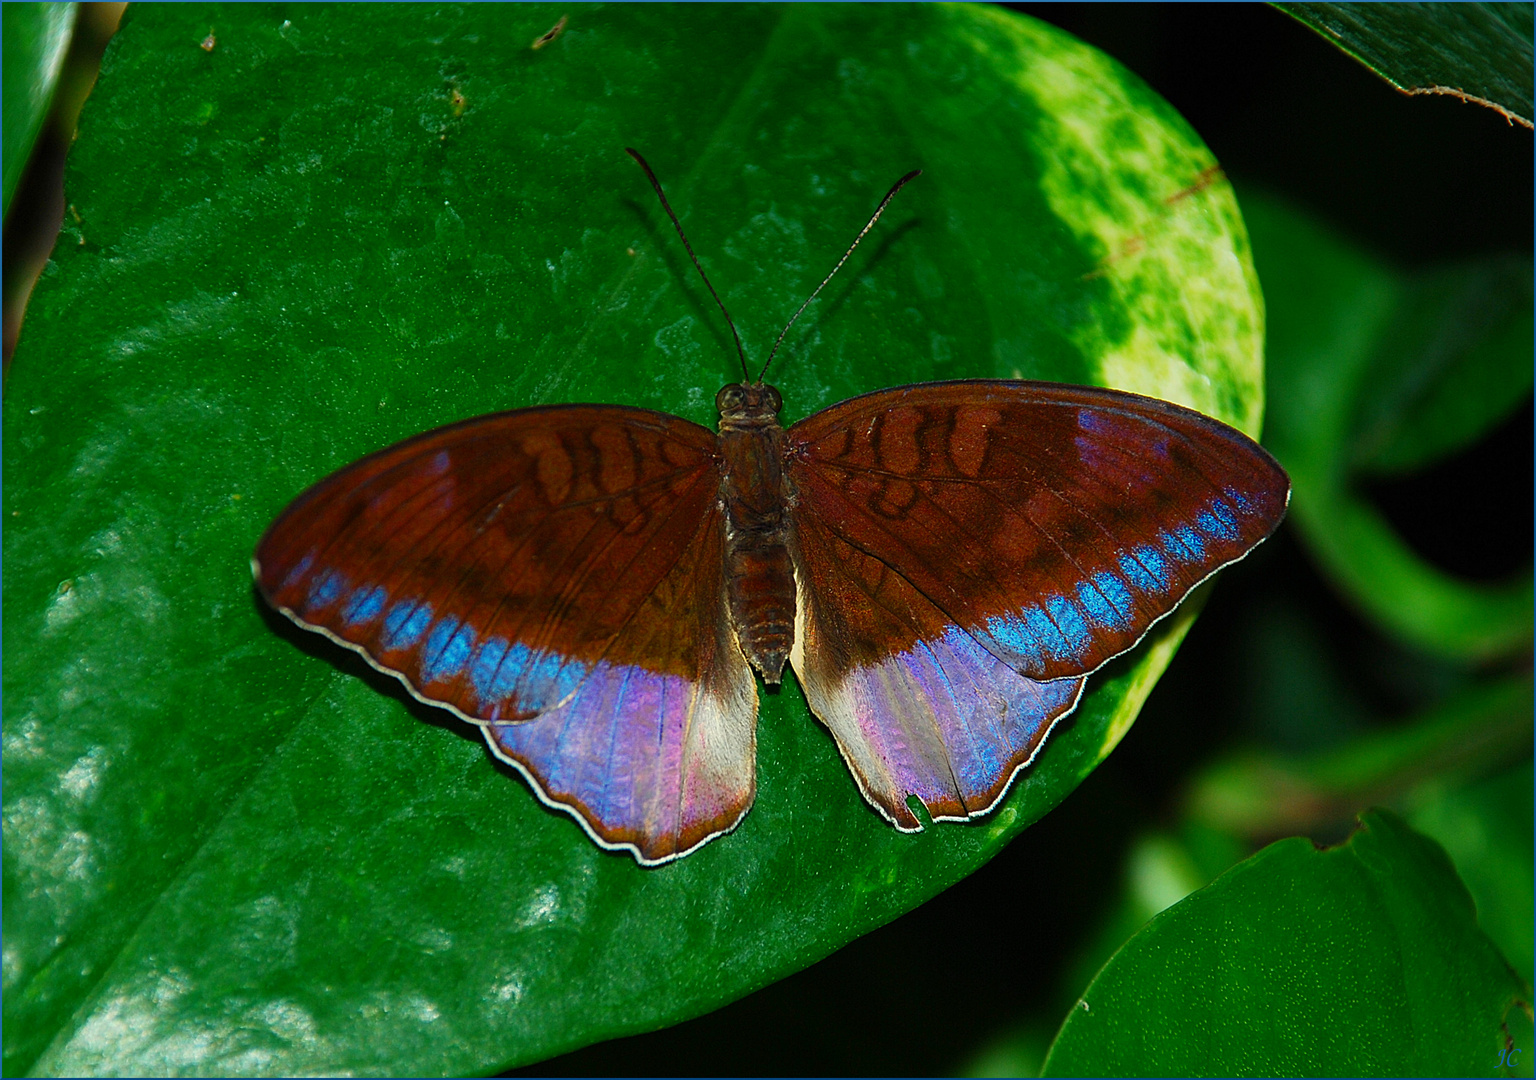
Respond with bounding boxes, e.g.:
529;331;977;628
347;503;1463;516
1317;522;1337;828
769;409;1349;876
1043;809;1533;1077
1275;2;1534;129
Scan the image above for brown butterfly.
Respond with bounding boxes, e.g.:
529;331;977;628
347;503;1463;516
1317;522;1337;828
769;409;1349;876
254;150;1289;864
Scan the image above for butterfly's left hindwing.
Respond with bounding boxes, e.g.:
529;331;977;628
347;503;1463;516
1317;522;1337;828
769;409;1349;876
254;405;758;864
485;495;758;864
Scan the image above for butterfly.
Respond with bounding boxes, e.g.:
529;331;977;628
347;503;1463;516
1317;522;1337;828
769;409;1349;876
254;150;1289;865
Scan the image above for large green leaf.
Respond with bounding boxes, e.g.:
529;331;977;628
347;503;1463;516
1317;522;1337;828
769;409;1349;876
1042;809;1534;1077
1246;189;1533;661
1412;761;1536;988
1;1;76;217
3;5;1265;1074
1274;2;1534;129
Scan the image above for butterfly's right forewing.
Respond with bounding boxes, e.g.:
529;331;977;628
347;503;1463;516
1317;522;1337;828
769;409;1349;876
788;381;1290;682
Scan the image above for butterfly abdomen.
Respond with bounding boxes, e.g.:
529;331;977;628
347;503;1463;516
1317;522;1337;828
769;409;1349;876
724;542;796;684
717;383;797;684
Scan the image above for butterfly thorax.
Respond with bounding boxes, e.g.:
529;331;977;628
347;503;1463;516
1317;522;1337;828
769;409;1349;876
715;382;797;684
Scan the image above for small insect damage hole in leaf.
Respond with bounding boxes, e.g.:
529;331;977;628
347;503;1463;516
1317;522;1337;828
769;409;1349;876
1165;164;1224;205
1508;995;1535;1029
449;85;467;117
531;15;567;51
1306;810;1376;853
200;29;216;52
1080;164;1226;281
1498;1004;1533;1076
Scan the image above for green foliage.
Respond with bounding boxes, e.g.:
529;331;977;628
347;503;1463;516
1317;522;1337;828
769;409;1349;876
1411;761;1536;988
1185;674;1532;842
3;5;1265;1075
1042;810;1533;1077
1351;257;1533;476
1249;189;1533;662
7;4;1530;1076
1;2;76;216
954;5;1530;1068
1274;2;1534;128
976;189;1533;1080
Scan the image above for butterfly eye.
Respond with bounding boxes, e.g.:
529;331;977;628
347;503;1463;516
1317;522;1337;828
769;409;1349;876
716;386;744;414
763;385;782;413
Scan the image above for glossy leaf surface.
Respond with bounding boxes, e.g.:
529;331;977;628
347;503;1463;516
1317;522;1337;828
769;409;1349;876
3;5;1264;1074
1043;809;1534;1077
1;1;76;216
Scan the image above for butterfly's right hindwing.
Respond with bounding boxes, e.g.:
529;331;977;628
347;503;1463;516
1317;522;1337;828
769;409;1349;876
783;379;1287;828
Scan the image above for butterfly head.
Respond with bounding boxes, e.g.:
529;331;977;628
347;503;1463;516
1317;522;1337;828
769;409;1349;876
716;382;783;426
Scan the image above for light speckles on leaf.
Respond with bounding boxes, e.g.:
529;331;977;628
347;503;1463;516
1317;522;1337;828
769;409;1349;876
971;8;1264;434
58;749;107;803
489;971;527;1008
517;883;564;928
652;315;697;358
44;579;81;633
415;926;455;954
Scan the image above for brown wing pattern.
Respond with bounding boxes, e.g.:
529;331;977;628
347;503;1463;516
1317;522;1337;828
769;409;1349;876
791;508;1085;829
254;405;725;722
484;491;758;865
786;380;1290;681
255;404;761;863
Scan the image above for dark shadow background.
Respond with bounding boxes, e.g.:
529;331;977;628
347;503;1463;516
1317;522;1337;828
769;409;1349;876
4;4;1528;1077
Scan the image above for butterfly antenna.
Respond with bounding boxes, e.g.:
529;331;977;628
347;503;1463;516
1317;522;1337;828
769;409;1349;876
759;168;921;384
626;147;751;384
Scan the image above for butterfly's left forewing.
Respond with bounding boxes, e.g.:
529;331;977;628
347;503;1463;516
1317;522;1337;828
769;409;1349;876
785;380;1288;825
254;405;757;864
